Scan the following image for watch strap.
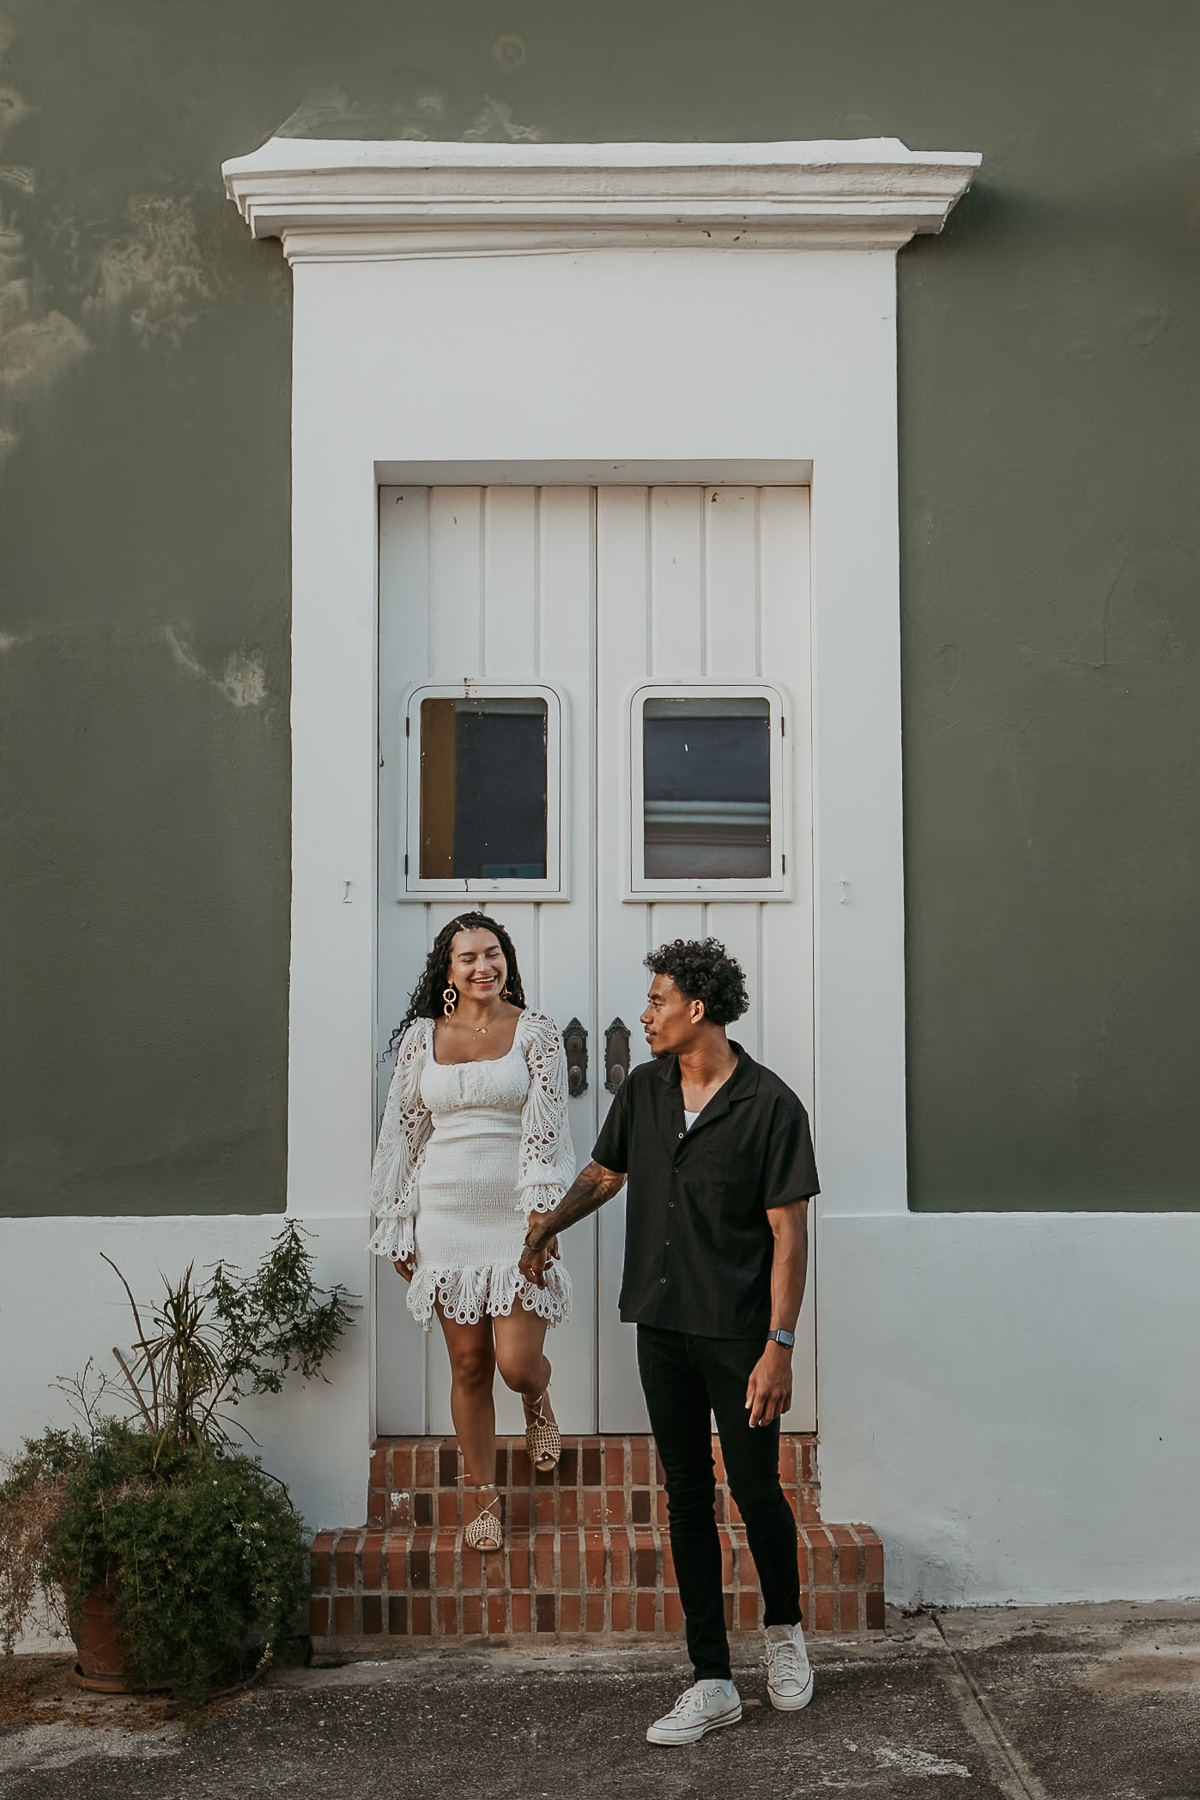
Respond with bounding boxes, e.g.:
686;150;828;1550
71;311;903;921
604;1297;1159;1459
767;1327;795;1348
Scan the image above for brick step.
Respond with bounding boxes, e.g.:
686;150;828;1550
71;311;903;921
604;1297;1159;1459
311;1517;884;1642
312;1433;883;1644
367;1432;821;1530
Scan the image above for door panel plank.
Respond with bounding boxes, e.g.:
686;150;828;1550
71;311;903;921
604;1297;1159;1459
650;487;704;679
705;487;760;679
482;487;538;680
429;487;483;678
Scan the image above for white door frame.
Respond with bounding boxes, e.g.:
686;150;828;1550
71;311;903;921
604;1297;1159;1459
222;139;979;1444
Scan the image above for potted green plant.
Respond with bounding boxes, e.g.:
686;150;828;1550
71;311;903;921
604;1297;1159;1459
0;1223;355;1713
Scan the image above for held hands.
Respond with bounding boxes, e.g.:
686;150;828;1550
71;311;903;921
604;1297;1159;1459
518;1227;560;1289
393;1255;415;1283
745;1340;793;1428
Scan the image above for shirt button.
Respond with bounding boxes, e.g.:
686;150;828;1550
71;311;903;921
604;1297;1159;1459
665;1239;670;1246
669;1202;675;1209
678;1131;684;1139
660;1277;666;1284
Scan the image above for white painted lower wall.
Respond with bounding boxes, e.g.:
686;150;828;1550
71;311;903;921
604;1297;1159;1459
819;1212;1200;1607
6;1208;1200;1621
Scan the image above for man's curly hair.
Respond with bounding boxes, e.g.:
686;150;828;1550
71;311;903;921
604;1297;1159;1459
645;937;749;1027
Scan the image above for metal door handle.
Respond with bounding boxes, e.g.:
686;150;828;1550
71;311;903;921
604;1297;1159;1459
563;1018;588;1097
604;1019;631;1094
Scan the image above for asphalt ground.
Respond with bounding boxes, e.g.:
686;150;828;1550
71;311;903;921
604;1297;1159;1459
2;1602;1199;1799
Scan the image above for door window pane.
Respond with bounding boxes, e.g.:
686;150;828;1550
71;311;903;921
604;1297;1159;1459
642;696;771;879
419;696;548;879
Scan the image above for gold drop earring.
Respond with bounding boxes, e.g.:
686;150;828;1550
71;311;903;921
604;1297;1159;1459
442;986;457;1018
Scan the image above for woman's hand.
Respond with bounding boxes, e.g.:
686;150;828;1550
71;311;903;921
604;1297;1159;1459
519;1223;557;1289
394;1255;415;1283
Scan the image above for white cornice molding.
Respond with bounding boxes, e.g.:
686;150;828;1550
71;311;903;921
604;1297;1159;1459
222;137;981;261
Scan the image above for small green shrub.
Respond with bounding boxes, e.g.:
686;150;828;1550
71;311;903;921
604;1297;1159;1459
0;1222;356;1715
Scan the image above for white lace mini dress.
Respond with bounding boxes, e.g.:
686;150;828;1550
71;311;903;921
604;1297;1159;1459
368;1010;574;1330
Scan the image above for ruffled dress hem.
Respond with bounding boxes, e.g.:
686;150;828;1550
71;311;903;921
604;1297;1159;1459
406;1259;572;1330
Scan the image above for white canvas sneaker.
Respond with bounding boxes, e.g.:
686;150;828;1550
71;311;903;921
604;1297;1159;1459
764;1621;814;1711
645;1679;743;1745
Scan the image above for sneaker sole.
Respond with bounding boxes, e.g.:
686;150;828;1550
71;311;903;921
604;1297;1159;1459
646;1703;743;1745
768;1673;814;1712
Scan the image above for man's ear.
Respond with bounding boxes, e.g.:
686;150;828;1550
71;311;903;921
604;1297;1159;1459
691;999;706;1024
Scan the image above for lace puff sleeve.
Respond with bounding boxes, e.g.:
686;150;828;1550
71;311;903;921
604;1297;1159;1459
516;1012;577;1215
367;1019;433;1261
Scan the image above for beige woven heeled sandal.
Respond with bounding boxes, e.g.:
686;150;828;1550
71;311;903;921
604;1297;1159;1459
462;1484;503;1554
523;1392;562;1474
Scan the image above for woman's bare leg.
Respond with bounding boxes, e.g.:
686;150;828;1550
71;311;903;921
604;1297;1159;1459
493;1310;552;1413
435;1309;498;1488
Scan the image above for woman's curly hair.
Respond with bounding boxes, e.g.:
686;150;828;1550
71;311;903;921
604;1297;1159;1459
645;937;749;1027
397;912;527;1037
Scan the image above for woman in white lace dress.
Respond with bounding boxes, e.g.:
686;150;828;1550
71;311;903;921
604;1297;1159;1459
369;913;574;1552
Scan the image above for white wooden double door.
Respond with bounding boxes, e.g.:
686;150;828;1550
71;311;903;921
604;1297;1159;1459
376;485;815;1436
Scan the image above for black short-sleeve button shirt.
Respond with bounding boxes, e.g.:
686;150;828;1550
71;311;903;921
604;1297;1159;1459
591;1042;819;1338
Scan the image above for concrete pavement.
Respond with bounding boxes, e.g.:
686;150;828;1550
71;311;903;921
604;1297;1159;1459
2;1602;1199;1798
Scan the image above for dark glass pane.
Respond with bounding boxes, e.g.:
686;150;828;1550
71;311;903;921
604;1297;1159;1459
420;697;548;880
643;697;770;879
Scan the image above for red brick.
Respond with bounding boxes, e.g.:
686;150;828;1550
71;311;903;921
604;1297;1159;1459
661;1542;676;1586
509;1540;530;1589
369;1445;387;1491
866;1590;886;1631
511;1592;531;1634
631;1489;651;1525
631;1440;650;1485
533;1533;555;1587
310;1532;334;1590
738;1592;759;1630
655;1490;669;1524
722;1595;734;1629
809;1528;835;1588
309;1597;329;1635
462;1594;483;1635
410;1544;431;1590
663;1592;683;1632
536;1594;557;1633
335;1535;358;1591
839;1591;859;1633
438;1595;458;1634
438;1444;458;1485
581;1446;602;1485
863;1535;884;1586
362;1595;383;1635
362;1532;384;1591
605;1444;625;1487
386;1536;409;1587
334;1595;356;1635
605;1491;626;1524
367;1491;385;1526
415;1445;435;1487
438;1490;458;1527
635;1543;657;1589
535;1490;555;1526
560;1488;579;1526
388;1595;408;1634
710;1437;726;1481
610;1531;631;1587
778;1436;796;1485
814;1592;835;1633
494;1444;510;1487
486;1594;506;1634
585;1595;605;1632
560;1533;580;1589
720;1537;734;1586
511;1446;533;1485
611;1592;631;1632
508;1490;532;1529
558;1446;578;1483
636;1592;656;1632
582;1489;603;1525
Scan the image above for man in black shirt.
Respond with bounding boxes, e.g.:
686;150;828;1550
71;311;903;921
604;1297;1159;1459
520;938;819;1746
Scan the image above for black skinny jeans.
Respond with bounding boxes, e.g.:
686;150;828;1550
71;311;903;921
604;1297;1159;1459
637;1324;802;1681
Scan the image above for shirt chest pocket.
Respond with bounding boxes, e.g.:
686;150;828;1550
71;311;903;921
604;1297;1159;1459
684;1148;758;1220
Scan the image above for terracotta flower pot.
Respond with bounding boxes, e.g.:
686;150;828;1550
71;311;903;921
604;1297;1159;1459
68;1579;168;1694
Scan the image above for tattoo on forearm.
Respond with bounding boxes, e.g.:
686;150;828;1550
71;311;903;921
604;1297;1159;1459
533;1163;625;1237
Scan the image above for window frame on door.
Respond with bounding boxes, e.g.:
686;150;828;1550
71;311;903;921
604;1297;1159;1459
401;680;569;901
627;681;791;901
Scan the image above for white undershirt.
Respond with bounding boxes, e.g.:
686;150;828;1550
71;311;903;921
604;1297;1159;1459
683;1110;700;1131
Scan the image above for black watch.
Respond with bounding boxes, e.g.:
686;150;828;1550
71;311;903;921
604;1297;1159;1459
767;1328;795;1349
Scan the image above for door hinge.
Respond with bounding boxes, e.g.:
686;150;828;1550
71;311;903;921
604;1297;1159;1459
781;715;786;736
403;853;409;874
405;716;410;736
782;853;787;873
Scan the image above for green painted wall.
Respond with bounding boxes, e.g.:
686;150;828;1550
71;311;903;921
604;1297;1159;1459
1;1;1196;1215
